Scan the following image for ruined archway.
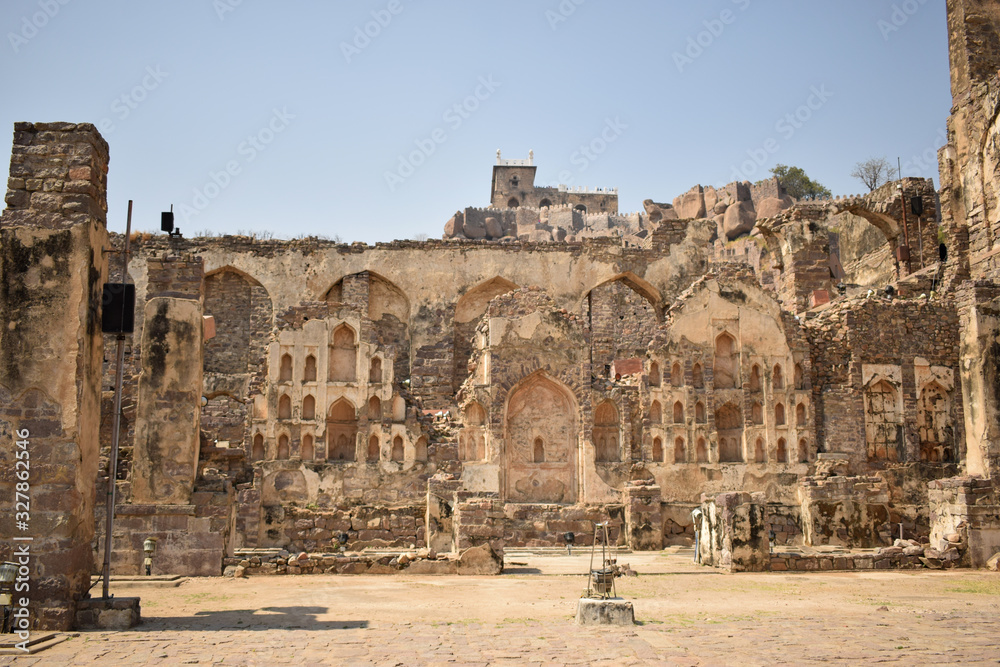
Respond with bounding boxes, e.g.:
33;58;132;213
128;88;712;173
453;277;519;391
585;273;661;374
504;372;578;503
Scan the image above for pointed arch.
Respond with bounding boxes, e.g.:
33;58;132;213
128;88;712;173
415;436;428;462
303;354;317;382
533;437;545;463
776;437;787;463
368;395;382;421
671;362;684;387
252;433;264;461
329;324;357;382
391;435;404;462
277;434;290;460
798;438;809;463
652;437;663;462
504;371;579;503
674;437;686;463
794;363;805;390
696;437;708;463
278;394;291;420
464;401;487;426
649;400;662;424
714;332;739;389
754;437;765;463
918;381;952;462
367;434;380;462
752;401;764;425
369;357;383;383
649;362;661;387
302;434;314;461
204;267;271;375
773;364;785;390
692;363;704;389
695;401;706;424
796;403;806;427
594;400;620;463
279;353;293;383
454;277;519;391
327;398;357;461
302;394;316;420
673;401;685;424
749;364;762;392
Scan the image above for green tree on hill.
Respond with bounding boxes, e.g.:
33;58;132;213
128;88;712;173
768;164;831;200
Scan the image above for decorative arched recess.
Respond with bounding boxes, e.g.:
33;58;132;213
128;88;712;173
453;277;519;391
585;272;662;375
203;267;272;378
503;371;579;504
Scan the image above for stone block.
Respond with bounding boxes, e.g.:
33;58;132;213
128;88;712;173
575;597;635;626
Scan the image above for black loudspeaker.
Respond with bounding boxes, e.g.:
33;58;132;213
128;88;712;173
161;211;174;233
911;196;924;217
101;283;135;333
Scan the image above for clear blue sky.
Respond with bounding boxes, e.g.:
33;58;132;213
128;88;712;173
1;0;950;243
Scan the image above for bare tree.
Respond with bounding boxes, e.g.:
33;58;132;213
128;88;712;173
850;156;893;192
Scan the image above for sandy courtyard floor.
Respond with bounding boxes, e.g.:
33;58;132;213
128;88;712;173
3;550;999;666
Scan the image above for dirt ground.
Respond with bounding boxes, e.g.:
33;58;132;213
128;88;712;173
5;550;1000;665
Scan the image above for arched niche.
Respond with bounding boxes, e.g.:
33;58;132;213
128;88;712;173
504;372;578;503
304;354;317;382
918;381;952;462
301;434;314;461
302;395;316;421
327;398;357;461
716;402;743;462
391;435;404;462
277;434;290;460
252;433;264;461
649;401;662;424
674;437;686;463
864;379;902;462
329;324;357;382
652;437;663;463
453;277;518;391
203;268;272;376
714;333;739;389
593;400;620;463
585;273;661;374
367;434;380;462
368;395;382;421
460;401;488;461
279;353;293;383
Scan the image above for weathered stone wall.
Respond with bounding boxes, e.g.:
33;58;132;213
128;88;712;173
697;492;770;572
0;122;109;629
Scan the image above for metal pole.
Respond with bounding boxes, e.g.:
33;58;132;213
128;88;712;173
102;200;133;599
897;159;913;275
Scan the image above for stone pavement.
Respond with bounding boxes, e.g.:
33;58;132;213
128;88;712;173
3;552;999;665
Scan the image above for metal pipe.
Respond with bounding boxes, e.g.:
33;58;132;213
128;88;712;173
898;159;913;275
102;200;133;600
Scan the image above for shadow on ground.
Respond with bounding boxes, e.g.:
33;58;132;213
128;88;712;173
106;607;369;632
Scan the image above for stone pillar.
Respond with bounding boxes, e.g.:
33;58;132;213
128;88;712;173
697;492;770;572
131;296;204;504
956;283;1000;479
426;473;462;554
0;122;109;629
623;482;663;551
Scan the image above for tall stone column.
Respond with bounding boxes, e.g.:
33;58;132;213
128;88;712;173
0;122;109;630
131;294;204;504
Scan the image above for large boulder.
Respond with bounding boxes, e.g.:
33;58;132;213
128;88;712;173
755;196;794;220
485;217;503;238
673;185;707;219
455;544;503;575
723;200;757;240
464;216;487;239
704;186;719;214
444;211;465;238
